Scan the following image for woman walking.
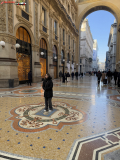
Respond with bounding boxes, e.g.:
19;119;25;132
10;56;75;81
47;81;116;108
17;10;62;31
42;73;53;112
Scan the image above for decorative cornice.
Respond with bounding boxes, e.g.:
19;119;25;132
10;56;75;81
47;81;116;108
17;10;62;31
54;0;79;35
16;15;33;28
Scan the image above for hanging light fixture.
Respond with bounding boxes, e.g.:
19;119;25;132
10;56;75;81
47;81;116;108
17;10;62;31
63;59;65;62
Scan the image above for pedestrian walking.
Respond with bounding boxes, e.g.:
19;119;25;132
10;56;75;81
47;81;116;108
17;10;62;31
65;71;68;82
107;69;112;84
59;71;62;82
97;71;102;86
71;72;74;80
28;70;32;86
42;73;53;112
75;71;78;80
113;69;118;85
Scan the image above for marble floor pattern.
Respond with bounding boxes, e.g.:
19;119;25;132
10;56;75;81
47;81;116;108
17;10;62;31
0;76;120;160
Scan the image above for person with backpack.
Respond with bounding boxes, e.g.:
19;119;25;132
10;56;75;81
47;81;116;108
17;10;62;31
42;73;53;112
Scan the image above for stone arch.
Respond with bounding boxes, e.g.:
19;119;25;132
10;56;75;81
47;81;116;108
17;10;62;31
14;23;35;45
77;1;120;71
76;1;120;29
39;36;49;52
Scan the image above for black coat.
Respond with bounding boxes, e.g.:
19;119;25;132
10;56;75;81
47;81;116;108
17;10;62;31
28;72;32;80
114;72;118;79
43;77;53;98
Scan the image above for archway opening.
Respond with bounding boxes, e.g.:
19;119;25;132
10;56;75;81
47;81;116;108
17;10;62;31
40;38;48;79
16;27;32;84
53;45;58;79
79;8;117;74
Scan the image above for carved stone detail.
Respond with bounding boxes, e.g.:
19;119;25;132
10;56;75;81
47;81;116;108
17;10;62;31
8;4;13;34
35;3;38;44
0;0;6;32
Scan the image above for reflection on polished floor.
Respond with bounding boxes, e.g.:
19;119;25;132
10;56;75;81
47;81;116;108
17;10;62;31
1;76;120;160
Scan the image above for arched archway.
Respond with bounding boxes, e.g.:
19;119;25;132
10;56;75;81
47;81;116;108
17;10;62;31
39;38;48;79
76;1;120;72
16;27;32;84
53;45;58;79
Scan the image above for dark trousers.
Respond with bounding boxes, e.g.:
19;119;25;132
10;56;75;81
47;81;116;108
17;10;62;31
114;79;117;85
45;98;53;110
118;79;120;87
28;79;32;86
98;78;100;85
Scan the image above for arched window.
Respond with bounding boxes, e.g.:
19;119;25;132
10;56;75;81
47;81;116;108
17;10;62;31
16;27;31;43
53;45;57;61
40;38;47;58
16;27;31;83
61;50;64;63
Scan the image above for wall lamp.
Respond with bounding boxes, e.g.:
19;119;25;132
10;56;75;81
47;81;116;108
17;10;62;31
41;52;44;56
0;41;5;48
11;43;20;50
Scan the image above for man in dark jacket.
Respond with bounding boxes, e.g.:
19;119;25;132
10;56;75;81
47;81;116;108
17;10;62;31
107;69;112;84
28;71;32;86
59;71;62;81
97;71;102;86
42;73;53;112
113;69;118;85
71;72;74;80
75;71;78;80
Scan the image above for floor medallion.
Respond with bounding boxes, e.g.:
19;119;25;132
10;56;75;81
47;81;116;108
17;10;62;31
8;102;88;133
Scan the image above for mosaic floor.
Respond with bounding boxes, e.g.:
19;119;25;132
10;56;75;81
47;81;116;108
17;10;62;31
0;76;120;160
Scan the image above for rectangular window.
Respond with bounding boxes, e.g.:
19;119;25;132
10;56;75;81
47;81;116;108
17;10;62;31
63;29;65;42
69;35;70;45
54;21;57;35
42;8;46;26
80;59;82;63
73;40;74;50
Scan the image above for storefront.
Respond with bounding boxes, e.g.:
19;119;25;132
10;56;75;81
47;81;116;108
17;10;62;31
16;27;32;84
53;45;58;79
40;38;47;79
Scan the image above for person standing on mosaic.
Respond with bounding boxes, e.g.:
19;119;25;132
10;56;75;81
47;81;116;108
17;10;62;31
42;73;53;112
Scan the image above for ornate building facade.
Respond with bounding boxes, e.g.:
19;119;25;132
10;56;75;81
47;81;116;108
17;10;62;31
0;0;79;87
106;19;117;72
79;18;93;73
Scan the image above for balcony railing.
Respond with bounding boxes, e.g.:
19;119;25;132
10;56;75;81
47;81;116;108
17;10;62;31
43;26;47;33
22;10;29;21
55;35;57;40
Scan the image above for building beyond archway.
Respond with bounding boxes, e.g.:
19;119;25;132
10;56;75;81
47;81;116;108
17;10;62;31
76;0;120;72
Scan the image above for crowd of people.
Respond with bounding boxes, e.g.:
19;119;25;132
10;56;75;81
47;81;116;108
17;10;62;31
96;69;120;87
59;71;84;82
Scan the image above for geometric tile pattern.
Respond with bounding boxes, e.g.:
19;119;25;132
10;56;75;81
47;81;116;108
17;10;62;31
67;128;120;160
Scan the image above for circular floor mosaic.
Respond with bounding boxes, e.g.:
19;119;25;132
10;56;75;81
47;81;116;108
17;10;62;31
8;102;88;132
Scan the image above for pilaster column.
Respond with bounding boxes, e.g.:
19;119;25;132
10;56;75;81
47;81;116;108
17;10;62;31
0;2;19;87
